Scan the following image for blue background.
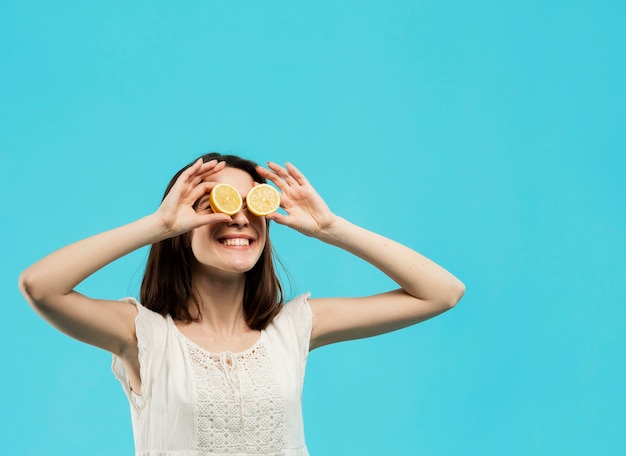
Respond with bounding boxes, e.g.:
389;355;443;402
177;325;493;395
2;1;625;454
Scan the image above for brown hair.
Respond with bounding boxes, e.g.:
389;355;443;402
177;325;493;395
140;152;284;330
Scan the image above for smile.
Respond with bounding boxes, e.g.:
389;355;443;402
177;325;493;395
220;238;251;247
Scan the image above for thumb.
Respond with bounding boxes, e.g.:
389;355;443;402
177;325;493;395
196;212;232;227
266;212;290;226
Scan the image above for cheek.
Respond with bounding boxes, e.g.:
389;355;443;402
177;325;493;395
189;227;210;254
256;220;268;244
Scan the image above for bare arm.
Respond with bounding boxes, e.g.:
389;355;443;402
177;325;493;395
19;215;167;355
257;162;465;350
306;217;464;348
18;159;232;356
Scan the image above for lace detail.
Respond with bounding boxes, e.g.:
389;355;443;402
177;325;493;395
185;339;286;454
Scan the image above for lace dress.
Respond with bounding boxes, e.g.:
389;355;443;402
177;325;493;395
112;294;312;456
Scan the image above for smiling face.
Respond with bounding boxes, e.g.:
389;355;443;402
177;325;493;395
190;166;268;278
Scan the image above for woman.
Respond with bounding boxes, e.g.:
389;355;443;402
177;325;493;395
19;152;465;455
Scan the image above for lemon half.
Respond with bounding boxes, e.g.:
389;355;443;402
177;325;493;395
246;184;280;216
209;183;243;216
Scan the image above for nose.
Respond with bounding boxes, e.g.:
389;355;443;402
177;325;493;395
228;206;249;227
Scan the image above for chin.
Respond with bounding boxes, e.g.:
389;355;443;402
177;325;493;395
197;254;262;276
227;261;258;274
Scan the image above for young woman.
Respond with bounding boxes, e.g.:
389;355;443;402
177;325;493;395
19;152;465;455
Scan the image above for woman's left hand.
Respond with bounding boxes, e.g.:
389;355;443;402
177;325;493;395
256;162;337;237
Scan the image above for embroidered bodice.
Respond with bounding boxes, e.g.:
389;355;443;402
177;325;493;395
112;294;312;456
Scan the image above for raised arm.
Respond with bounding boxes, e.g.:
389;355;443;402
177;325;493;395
257;162;465;350
18;159;232;356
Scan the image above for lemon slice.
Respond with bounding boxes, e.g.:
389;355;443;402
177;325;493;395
209;183;243;215
246;184;280;216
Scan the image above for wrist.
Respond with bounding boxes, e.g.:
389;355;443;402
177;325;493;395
315;216;350;244
142;213;179;243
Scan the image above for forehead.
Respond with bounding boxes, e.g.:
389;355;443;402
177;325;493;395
206;166;255;194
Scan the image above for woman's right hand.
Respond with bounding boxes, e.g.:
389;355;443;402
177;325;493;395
154;158;233;237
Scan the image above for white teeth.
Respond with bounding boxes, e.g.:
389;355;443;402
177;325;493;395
221;238;250;247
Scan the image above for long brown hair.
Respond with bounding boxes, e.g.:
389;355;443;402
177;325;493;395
140;153;284;330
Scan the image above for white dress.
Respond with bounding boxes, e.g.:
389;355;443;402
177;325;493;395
112;294;312;456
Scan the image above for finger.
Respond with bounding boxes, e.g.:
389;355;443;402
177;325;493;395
285;162;309;186
197;212;232;225
172;162;224;199
180;158;205;183
256;165;290;192
199;159;226;175
194;160;225;184
266;161;289;178
176;160;210;191
266;211;290;226
187;181;220;204
184;158;223;180
267;162;297;186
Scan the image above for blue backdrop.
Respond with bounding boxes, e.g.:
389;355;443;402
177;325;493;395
2;1;625;454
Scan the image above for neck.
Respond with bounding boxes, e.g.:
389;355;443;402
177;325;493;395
189;267;249;334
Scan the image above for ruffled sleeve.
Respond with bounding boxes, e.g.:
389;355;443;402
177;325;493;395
111;297;167;409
